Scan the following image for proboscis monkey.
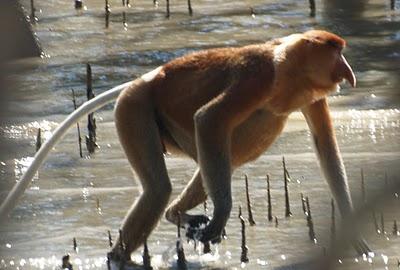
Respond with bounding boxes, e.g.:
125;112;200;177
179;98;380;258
0;30;369;262
111;29;370;259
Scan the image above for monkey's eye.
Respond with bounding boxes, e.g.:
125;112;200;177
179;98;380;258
326;39;343;51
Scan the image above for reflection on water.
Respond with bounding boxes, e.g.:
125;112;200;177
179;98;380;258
0;0;399;269
1;120;55;140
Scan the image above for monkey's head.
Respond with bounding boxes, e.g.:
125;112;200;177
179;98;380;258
276;30;356;95
300;30;356;91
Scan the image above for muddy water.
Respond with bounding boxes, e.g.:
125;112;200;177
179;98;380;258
0;0;399;269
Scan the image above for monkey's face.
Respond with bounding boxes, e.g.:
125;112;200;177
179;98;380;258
300;31;356;92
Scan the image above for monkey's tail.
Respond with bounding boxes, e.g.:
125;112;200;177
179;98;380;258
0;80;135;221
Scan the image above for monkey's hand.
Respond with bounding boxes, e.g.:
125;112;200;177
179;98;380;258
198;221;224;244
183;211;227;244
185;215;210;240
198;205;230;244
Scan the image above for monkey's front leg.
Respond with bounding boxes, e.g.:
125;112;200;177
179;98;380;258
193;107;233;243
192;76;271;243
302;98;370;255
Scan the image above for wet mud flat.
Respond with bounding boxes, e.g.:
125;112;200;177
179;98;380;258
0;0;399;269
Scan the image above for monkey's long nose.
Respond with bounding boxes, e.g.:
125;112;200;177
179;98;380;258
333;55;356;88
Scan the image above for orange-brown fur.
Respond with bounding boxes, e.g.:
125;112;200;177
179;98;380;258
111;30;369;259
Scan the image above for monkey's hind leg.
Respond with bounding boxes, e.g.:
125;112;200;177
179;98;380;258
111;83;172;259
165;168;208;226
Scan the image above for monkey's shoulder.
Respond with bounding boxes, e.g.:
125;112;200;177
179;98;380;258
230;44;275;78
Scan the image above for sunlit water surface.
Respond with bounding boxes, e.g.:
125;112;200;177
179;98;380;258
0;0;399;269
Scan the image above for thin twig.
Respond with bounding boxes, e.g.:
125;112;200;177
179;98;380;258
245;174;256;225
119;229;126;270
239;205;249;263
86;63;97;154
187;0;193;15
108;230;113;247
267;174;272;222
166;0;170;18
309;0;316;17
105;0;111;28
143;239;152;269
283;157;292;217
250;7;256;18
123;12;128;30
301;193;307;215
361;168;366;204
393;220;399;236
73;237;78;253
71;89;83;158
35;128;42;152
306;197;316;243
176;212;187;269
330;198;335;243
30;0;36;23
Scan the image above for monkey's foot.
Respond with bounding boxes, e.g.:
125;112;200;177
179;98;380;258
352;237;371;256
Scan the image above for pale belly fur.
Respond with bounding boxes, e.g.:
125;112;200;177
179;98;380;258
231;108;288;167
162;108;288;168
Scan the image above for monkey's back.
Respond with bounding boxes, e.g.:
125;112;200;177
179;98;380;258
153;45;275;136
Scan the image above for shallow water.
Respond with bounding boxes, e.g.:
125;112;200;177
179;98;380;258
0;0;399;269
